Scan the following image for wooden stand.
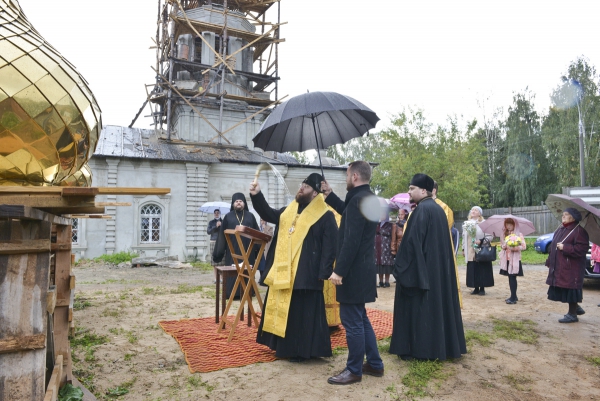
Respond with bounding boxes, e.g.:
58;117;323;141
217;226;271;341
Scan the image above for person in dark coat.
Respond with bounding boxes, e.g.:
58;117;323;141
213;193;259;297
322;161;384;386
375;210;395;288
389;173;466;361
545;208;590;323
249;173;337;361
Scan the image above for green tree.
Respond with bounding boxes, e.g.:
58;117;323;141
542;57;600;187
498;91;556;207
370;109;488;210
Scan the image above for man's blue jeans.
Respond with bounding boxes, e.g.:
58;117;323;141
339;303;384;376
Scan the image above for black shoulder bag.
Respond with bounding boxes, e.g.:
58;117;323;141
475;237;497;262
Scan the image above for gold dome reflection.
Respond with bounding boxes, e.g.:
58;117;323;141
0;0;102;186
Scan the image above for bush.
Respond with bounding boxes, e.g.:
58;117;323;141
93;251;138;265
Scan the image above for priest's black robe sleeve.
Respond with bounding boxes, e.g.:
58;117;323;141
333;195;365;278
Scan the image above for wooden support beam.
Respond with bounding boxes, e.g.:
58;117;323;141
0;239;50;255
43;355;63;401
47;285;57;314
0;205;71;226
69;274;76;290
50;242;71;252
0;333;46;354
95;202;132;207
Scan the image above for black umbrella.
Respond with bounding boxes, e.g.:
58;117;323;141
545;194;600;244
252;91;380;178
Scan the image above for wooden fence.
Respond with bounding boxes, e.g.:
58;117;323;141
454;205;560;236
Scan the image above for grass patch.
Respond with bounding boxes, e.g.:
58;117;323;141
586;356;600;366
124;353;133;361
504;373;533;391
170;284;205;294
402;359;448;398
94;251;139;265
465;329;494;348
187;375;215;392
105;377;137;398
70;331;108;363
126;331;139;344
377;337;391;353
101;308;122;318
332;346;346;356
520;238;548;264
142;287;166;295
190;261;213;272
492;317;538;345
73;295;92;311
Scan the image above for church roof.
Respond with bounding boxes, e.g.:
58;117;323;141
93;125;299;165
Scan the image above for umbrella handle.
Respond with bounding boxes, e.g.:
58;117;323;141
311;114;326;180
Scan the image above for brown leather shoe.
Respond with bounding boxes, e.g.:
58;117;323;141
327;368;362;385
362;363;384;377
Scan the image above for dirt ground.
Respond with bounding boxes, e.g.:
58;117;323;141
71;261;600;401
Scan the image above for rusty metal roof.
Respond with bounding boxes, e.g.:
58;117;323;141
93;125;298;165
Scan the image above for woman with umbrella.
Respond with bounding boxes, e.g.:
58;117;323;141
498;218;526;304
545;208;590;323
463;206;494;295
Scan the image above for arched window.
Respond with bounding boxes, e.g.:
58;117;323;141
140;203;162;243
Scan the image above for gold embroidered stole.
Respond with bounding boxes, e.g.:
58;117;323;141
262;194;328;337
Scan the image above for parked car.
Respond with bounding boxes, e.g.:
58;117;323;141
534;233;554;254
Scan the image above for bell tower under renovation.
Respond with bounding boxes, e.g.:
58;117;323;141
134;0;283;148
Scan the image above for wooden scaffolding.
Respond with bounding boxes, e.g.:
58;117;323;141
131;0;284;144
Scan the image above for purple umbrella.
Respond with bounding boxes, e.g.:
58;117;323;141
390;193;412;213
478;214;536;237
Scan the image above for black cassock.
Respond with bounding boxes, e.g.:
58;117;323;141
390;197;466;360
213;208;259;298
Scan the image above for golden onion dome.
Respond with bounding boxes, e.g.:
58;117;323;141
0;0;101;186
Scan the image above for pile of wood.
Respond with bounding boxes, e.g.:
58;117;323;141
0;186;169;401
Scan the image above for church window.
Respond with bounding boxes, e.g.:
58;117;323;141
194;37;202;63
72;218;79;244
140;203;162;243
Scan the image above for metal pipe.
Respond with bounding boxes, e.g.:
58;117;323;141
218;0;228;144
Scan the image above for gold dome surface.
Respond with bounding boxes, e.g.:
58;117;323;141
0;0;101;186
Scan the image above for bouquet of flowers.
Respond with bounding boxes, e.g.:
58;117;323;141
463;220;478;249
505;234;521;250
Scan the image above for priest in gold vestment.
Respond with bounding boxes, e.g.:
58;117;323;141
250;173;338;362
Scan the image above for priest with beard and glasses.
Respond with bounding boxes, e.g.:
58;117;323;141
213;192;260;298
249;173;337;362
389;173;466;361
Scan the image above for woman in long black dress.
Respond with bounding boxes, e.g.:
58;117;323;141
463;206;494;295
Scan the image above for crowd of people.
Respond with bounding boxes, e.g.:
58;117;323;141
208;161;597;385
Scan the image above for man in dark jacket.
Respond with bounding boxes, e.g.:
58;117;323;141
207;209;223;276
322;161;384;385
249;173;337;361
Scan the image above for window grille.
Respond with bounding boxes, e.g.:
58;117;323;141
141;204;162;243
72;218;78;244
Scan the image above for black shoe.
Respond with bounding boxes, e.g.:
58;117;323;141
505;299;517;305
399;355;413;361
362;363;384;377
328;369;362;385
576;305;585;315
470;289;480;295
378;282;384;288
289;356;307;363
384;282;390;288
558;314;578;323
478;290;486;296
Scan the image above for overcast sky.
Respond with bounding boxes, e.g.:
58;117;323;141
21;0;600;132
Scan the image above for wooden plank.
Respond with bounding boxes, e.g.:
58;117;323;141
0;333;46;354
53;223;73;385
69;318;75;337
47;285;57;314
0;187;63;194
43;355;63;401
96;187;170;195
68;290;74;322
0;195;96;208
0;205;71;226
55;298;69;307
50;242;71;251
69;274;76;290
0;239;50;254
95;202;132;206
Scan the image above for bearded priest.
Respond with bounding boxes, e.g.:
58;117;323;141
250;173;338;362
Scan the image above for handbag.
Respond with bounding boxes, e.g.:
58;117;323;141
475;237;497;262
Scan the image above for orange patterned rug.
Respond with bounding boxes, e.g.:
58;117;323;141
159;308;393;373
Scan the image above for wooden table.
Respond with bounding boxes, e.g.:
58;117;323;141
217;226;271;341
214;265;248;325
